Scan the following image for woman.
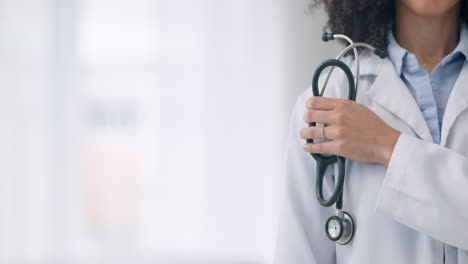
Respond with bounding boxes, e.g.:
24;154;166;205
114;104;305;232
275;0;468;263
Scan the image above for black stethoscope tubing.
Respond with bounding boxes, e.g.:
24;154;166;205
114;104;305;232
307;33;386;245
307;59;356;210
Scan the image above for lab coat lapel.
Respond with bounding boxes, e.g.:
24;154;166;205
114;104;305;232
364;58;433;142
440;60;468;146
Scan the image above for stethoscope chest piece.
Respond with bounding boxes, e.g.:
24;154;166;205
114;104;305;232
325;211;354;245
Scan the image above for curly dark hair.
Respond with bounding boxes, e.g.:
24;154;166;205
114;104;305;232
312;1;468;53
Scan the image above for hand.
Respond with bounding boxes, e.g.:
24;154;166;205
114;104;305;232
300;97;401;167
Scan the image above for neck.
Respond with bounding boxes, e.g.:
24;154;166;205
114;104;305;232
395;2;460;72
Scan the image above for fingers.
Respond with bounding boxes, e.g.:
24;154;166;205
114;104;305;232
302;97;353;156
300;126;338;140
304;97;353;124
304;97;344;124
303;109;333;124
302;141;337;155
306;96;339;110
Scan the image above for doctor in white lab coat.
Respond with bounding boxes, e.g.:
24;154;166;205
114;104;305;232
275;0;468;263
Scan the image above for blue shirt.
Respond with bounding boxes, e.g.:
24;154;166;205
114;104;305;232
386;23;468;144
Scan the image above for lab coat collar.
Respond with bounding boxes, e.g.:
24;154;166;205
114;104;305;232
350;50;468;145
361;54;434;142
440;60;468;146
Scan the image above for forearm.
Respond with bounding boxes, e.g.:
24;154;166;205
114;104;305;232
377;133;468;249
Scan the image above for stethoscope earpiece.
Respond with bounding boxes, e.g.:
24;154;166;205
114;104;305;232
322;32;335;42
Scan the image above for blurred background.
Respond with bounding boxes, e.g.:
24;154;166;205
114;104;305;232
0;0;340;263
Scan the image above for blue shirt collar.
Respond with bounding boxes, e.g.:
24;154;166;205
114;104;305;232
387;22;468;76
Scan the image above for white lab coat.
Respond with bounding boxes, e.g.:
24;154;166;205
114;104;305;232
274;50;468;263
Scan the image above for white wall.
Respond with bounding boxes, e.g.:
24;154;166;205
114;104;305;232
0;0;339;263
151;1;340;263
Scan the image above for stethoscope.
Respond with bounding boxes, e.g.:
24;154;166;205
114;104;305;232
307;33;386;245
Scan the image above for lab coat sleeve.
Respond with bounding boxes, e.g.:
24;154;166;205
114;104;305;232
376;133;468;249
274;94;336;264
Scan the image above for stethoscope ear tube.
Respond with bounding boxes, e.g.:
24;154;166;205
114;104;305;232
312;59;356;101
310;35;378;245
315;157;345;208
309;59;355;209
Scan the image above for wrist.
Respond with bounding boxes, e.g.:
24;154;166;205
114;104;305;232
378;128;401;167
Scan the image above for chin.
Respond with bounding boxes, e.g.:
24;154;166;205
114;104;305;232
400;0;460;17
